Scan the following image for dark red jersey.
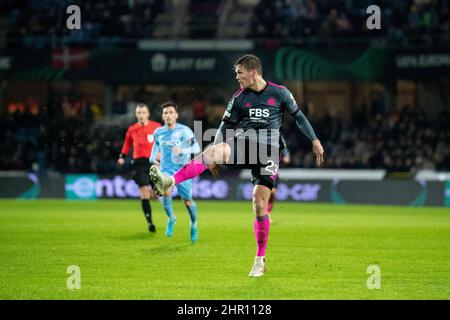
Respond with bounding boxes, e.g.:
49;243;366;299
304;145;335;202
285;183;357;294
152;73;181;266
120;121;161;159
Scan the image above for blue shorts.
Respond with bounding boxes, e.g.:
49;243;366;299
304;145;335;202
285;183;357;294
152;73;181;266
162;169;193;201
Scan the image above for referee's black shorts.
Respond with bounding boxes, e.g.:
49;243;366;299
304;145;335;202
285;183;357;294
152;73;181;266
224;136;279;190
131;158;152;188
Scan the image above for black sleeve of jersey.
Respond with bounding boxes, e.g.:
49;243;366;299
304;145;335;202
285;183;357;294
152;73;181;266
214;121;234;144
221;95;240;124
214;94;241;144
282;87;318;142
294;110;318;142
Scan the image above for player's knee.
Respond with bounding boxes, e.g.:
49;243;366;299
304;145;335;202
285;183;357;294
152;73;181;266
252;196;267;215
252;187;270;215
184;200;192;207
202;146;214;165
219;143;231;164
203;143;230;165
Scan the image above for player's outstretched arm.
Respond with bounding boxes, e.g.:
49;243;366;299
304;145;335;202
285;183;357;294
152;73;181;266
293;110;324;167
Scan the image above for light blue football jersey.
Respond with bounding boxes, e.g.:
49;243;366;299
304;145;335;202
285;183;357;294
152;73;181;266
149;123;200;175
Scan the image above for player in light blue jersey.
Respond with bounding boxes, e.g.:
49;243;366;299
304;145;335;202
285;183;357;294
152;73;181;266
149;101;201;243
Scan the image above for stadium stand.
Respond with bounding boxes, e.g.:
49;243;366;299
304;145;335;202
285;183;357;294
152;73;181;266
0;0;449;174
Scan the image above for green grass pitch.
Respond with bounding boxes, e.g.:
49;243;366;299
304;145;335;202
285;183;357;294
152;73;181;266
0;200;449;299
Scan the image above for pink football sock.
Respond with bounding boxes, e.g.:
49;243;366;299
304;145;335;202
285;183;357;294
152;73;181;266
254;215;271;257
173;159;207;185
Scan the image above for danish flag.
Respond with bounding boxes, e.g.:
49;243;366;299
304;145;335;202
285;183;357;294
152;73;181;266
52;47;89;70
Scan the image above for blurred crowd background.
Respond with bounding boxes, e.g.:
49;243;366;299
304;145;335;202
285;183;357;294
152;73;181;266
0;0;449;176
1;0;448;45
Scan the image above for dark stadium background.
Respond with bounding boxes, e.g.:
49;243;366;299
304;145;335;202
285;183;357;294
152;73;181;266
0;0;449;206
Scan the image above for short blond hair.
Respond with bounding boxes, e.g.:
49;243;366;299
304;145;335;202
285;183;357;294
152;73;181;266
234;54;263;75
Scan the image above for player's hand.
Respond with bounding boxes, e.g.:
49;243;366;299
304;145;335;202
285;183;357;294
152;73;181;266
312;139;324;167
282;156;290;165
117;158;125;166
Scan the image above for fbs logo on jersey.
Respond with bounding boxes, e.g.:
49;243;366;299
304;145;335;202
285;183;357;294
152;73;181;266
249;109;270;118
147;134;154;143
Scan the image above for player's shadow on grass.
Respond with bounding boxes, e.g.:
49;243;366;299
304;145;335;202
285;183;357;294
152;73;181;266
108;233;192;255
109;232;156;241
142;244;191;255
108;234;192;253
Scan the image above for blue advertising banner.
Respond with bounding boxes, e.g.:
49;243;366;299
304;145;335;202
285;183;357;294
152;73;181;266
0;173;446;206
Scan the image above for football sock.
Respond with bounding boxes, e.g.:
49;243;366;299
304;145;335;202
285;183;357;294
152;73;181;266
161;196;174;219
254;214;270;257
173;159;207;185
141;199;153;225
186;201;197;226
